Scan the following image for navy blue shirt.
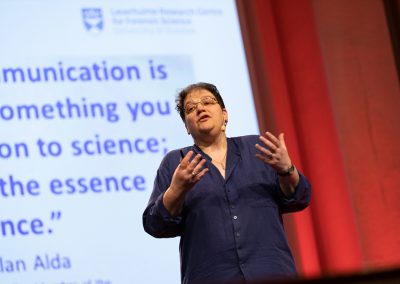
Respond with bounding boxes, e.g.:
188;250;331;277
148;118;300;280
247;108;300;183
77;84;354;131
143;135;311;284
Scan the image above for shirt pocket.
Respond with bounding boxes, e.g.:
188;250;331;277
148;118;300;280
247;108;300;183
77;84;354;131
249;198;278;208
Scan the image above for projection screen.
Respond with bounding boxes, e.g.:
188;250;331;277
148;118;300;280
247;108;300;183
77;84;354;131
0;0;258;283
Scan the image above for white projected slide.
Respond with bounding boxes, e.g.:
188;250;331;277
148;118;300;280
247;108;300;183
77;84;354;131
0;0;258;283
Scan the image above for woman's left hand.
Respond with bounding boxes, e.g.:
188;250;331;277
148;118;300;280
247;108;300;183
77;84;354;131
255;132;292;173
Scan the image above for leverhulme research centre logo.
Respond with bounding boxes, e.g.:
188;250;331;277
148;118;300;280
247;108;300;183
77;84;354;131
81;8;104;35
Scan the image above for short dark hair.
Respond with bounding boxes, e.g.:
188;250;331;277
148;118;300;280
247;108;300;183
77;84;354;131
175;82;225;121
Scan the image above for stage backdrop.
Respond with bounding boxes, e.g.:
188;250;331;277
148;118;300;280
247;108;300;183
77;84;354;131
0;1;258;283
237;0;400;278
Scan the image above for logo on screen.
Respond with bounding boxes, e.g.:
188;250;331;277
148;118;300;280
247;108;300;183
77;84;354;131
82;8;103;35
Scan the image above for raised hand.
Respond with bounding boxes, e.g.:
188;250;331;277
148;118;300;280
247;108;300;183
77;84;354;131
163;151;208;216
255;132;292;173
170;151;209;194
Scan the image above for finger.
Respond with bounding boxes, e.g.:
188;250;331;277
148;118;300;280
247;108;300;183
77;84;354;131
259;135;278;153
192;167;209;181
255;153;273;164
191;157;207;176
255;144;275;161
278;133;287;149
265;131;280;147
186;154;204;173
180;150;194;168
255;143;274;157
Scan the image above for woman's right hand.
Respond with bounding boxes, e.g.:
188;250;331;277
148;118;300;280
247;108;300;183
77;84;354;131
169;151;208;194
163;151;208;217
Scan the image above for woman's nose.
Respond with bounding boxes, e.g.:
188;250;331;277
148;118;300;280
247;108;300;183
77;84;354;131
196;102;206;112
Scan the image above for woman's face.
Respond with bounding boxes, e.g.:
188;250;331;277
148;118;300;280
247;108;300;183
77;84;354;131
183;89;227;139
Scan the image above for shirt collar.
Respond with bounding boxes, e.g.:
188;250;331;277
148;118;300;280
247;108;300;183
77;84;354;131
192;138;242;181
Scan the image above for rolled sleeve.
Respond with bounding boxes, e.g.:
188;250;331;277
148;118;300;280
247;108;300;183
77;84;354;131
154;193;183;224
143;192;183;238
279;173;311;213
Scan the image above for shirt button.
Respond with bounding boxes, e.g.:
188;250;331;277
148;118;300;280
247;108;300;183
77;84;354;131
231;205;235;209
236;232;240;237
233;215;238;220
241;263;245;268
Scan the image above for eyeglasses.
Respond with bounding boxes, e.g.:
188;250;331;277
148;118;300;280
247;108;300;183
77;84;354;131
184;96;218;114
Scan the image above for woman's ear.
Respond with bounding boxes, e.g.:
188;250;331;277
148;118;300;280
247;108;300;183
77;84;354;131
185;122;190;135
221;109;228;132
223;109;228;125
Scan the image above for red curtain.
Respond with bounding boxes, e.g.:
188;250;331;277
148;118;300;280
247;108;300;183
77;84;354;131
237;0;400;277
